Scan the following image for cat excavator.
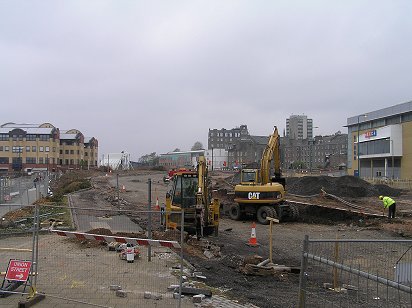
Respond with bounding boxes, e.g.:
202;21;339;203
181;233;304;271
165;155;219;237
232;126;299;224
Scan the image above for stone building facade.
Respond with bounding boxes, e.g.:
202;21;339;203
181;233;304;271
0;122;98;174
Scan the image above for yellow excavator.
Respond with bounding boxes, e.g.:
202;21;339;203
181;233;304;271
165;155;219;237
232;126;299;224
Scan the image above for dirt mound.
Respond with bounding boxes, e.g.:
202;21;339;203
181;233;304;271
286;176;402;198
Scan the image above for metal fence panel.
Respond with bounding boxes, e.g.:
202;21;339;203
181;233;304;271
298;237;412;307
0;202;192;308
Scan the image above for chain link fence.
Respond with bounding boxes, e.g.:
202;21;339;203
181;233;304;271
0;180;192;307
1;207;190;307
298;236;412;307
0;173;49;206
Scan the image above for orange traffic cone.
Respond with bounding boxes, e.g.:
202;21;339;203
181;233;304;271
155;197;160;210
247;222;260;247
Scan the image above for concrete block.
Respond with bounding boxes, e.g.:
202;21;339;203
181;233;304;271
192;294;206;303
110;285;122;291
153;294;163;300
173;292;184;299
204;250;214;259
342;284;358;291
116;290;127;298
167;284;180;291
144;291;152;299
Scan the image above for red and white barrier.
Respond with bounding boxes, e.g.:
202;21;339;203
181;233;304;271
50;230;181;249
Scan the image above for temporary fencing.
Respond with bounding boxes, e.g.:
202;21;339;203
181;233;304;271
0;173;49;206
298;236;412;307
0;178;192;308
36;205;189;307
365;177;412;190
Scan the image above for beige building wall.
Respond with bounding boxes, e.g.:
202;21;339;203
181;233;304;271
0;123;98;172
402;121;412;178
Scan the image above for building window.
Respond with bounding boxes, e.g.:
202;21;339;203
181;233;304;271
65;159;69;165
39;157;44;164
0;134;8;141
26;134;36;141
0;146;3;151
60;150;63;154
65;150;69;154
39;146;44;152
26;146;30;152
39;135;49;141
0;157;9;164
45;146;50;152
70;159;74;165
70;150;74;154
53;147;56;152
32;146;37;152
85;152;88;156
12;146;23;153
26;157;36;164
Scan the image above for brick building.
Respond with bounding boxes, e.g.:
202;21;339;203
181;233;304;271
0;122;98;174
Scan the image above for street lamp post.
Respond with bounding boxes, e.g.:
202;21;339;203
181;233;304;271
357;115;367;177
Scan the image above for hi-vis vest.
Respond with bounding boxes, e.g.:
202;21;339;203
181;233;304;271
382;196;395;208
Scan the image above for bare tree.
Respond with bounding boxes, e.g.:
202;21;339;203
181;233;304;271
191;141;203;151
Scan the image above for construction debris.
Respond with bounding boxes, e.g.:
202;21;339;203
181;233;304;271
116;290;127;298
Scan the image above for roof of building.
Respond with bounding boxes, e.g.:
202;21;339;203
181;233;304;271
250;135;269;145
347;100;412;127
160;150;205;156
60;133;77;140
0;127;54;135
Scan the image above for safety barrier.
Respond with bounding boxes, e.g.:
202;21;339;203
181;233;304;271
51;229;181;248
0;176;192;307
365;177;412;190
298;236;412;307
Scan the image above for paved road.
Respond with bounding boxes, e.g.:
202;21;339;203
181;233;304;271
75;214;143;233
69;193;142;233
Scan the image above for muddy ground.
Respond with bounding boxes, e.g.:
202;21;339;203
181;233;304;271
71;170;412;308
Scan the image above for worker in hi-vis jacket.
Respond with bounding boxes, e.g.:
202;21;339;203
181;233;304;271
379;195;396;219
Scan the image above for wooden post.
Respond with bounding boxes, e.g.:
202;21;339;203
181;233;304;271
266;217;280;264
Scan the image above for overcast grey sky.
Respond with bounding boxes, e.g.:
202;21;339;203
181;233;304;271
1;1;411;161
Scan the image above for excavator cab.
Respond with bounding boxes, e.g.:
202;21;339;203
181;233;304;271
169;172;198;208
240;169;259;184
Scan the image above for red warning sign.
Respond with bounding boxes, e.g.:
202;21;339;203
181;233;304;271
5;260;32;282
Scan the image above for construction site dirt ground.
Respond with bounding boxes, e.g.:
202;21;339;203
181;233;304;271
79;170;412;308
3;170;412;308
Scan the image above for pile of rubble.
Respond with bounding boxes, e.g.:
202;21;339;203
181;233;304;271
104;194;130;206
286;176;402;198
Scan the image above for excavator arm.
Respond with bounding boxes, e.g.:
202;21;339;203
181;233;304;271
260;126;281;184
